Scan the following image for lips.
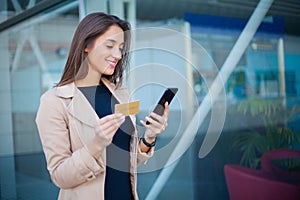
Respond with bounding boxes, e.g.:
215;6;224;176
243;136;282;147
106;59;117;68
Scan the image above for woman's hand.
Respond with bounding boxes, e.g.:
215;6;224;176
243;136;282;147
86;113;125;160
140;102;169;139
94;113;125;147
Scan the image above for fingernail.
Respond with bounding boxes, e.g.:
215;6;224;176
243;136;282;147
116;113;123;117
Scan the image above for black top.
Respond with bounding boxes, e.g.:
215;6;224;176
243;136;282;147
78;84;134;200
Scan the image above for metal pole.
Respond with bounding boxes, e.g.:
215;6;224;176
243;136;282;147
198;0;274;158
79;0;86;21
278;38;286;107
145;0;274;199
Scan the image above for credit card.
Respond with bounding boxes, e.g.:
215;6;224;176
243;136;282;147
114;100;140;116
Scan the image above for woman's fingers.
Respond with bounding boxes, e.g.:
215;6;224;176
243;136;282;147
141;102;170;138
163;102;169;119
99;113;125;129
99;113;124;125
94;113;125;145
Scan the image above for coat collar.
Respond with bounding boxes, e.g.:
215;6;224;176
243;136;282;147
55;78;134;127
55;78;128;103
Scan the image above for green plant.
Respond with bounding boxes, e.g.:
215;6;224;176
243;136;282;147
232;97;300;169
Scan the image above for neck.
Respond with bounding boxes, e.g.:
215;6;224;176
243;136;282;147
75;77;101;87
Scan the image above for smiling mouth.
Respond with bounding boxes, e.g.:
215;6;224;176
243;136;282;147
106;59;117;67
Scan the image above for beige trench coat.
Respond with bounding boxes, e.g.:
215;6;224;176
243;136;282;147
36;78;152;200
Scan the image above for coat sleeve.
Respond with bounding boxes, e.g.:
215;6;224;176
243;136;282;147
35;90;104;189
137;144;154;165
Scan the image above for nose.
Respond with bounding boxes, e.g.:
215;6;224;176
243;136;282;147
112;47;122;60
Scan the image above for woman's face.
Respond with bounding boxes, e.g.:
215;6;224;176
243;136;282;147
85;25;124;78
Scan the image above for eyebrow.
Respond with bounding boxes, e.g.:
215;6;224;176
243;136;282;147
106;39;124;45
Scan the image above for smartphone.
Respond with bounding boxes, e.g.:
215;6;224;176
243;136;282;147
146;88;178;125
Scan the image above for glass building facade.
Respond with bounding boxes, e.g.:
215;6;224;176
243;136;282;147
0;0;299;199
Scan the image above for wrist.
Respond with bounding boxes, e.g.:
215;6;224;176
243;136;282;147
144;135;156;144
140;137;156;153
144;129;156;141
142;137;156;147
87;138;105;159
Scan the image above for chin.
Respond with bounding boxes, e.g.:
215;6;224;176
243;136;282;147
103;70;115;76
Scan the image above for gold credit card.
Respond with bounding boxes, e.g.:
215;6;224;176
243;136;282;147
114;100;140;116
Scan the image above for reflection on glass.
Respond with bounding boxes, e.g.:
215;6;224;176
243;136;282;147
0;2;79;200
1;1;300;200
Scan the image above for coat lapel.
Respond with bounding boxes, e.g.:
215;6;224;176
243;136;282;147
56;82;98;128
55;78;136;129
101;78;129;104
101;78;137;125
69;91;99;127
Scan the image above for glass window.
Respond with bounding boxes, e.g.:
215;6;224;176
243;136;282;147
0;1;79;199
1;1;300;200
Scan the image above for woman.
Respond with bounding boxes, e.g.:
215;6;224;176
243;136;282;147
36;12;169;200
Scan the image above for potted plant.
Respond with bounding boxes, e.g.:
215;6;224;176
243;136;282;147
232;96;300;169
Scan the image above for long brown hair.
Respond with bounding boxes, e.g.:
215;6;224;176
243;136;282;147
56;12;131;87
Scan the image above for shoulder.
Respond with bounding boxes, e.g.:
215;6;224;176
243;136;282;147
114;84;131;103
115;84;129;92
36;88;69;131
40;87;57;101
39;87;68;108
37;87;69;120
40;82;75;102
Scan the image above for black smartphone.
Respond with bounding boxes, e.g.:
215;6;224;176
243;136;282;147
146;88;178;125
